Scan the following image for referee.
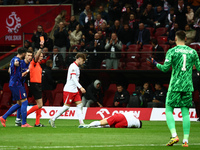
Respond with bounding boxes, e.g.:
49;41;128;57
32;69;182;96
26;45;45;127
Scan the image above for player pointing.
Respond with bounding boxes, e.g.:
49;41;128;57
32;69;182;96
147;30;200;147
49;53;86;128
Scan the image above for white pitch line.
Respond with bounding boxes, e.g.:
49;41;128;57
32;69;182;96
0;143;200;149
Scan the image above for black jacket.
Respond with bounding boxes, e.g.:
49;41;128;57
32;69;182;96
84;82;103;104
154;10;166;27
54;28;69;47
154;88;167;103
114;89;130;107
31;31;47;49
192;69;200;91
68;19;79;32
135;28;150;44
50;54;64;69
118;28;134;45
65;53;76;67
152;45;165;62
42;66;55;91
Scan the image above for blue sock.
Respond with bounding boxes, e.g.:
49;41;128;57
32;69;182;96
16;107;21;120
3;104;21;120
21;100;28;125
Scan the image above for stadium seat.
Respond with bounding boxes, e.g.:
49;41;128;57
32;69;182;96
125;62;140;70
128;44;140;51
118;58;125;70
163;84;169;89
126;53;140;62
140;62;153;70
52;83;64;106
103;84;116;107
142;44;153;50
146;27;154;37
154;27;167;38
140;53;152;62
157;36;168;44
0;83;12;108
159;44;170;53
100;60;106;69
189;44;199;51
127;84;136;95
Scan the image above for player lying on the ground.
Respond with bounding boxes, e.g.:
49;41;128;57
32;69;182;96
79;112;142;128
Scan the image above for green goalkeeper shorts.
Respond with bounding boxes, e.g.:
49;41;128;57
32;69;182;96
166;91;193;108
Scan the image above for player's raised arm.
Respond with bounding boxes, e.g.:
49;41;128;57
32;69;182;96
156;50;172;72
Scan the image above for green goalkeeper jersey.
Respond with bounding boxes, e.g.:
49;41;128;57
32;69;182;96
157;45;200;92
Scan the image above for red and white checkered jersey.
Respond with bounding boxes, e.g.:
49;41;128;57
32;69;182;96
64;62;82;93
123;112;140;128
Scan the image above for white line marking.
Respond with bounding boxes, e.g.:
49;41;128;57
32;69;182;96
0;143;200;149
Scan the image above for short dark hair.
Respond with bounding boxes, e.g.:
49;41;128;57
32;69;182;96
176;30;186;41
18;47;27;54
151;39;158;45
46;59;53;67
26;49;33;54
75;53;86;61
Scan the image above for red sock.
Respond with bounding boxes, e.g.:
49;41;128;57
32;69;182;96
27;105;39;116
35;108;41;125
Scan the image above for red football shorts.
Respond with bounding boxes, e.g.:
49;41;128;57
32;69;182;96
106;113;128;128
63;91;81;104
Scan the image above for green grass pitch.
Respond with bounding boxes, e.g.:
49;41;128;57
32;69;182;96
0;117;200;150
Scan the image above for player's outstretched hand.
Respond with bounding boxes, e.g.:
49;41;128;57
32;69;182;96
146;56;158;66
80;87;86;94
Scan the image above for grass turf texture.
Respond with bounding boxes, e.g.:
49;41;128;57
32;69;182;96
0;117;200;150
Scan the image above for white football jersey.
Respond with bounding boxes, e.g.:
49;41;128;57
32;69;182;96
64;62;82;93
123;112;140;128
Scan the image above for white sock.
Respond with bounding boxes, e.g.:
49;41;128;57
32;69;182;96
183;139;188;143
172;133;177;138
52;105;70;121
89;121;101;127
76;103;84;124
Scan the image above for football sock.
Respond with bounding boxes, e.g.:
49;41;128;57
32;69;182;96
89;121;101;127
35;108;41;125
52;105;69;121
76;103;84;124
27;105;39;116
21;100;28;125
16;107;21;120
181;107;190;142
3;104;21;120
165;105;177;137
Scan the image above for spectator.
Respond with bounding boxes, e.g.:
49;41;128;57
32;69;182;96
147;83;167;108
109;20;122;37
135;23;150;46
122;0;138;12
50;47;64;69
78;39;87;52
139;82;153;107
24;40;31;49
87;33;104;69
65;47;77;68
50;10;67;40
154;5;167;27
194;21;200;43
185;24;196;45
40;47;51;69
121;6;133;25
175;0;187;30
151;39;165;62
42;60;55;106
193;7;200;27
108;0;122;25
31;25;47;51
100;22;110;38
69;24;82;48
82;80;103;107
79;4;93;26
129;13;138;30
84;11;95;29
98;5;109;23
167;23;179;46
0;83;3;95
94;14;107;31
28;47;34;52
114;84;130;107
188;0;200;13
45;33;53;52
118;24;134;47
98;30;106;45
140;3;154;27
165;7;176;28
54;21;69;60
83;23;96;44
105;33;122;69
186;5;194;25
68;15;79;32
166;15;176;36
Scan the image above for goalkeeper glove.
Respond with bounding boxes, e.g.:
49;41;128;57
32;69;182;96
146;56;158;66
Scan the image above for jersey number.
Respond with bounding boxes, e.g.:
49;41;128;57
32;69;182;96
182;54;186;71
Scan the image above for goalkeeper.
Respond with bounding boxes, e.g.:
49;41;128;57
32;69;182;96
147;30;200;147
